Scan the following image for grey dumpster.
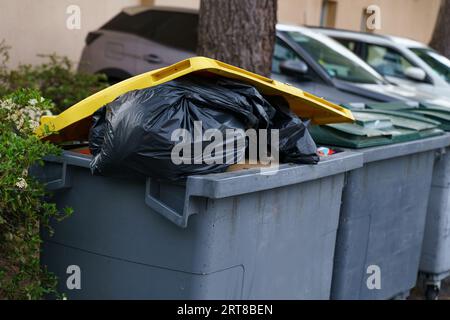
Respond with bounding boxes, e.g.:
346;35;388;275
420;148;450;299
35;150;362;300
310;109;450;300
364;102;450;299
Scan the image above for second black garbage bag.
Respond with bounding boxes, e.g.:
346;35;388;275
89;75;319;180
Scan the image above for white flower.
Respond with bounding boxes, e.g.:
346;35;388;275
15;177;28;189
29;119;40;130
27;109;37;120
28;98;38;106
16;117;25;130
1;96;53;133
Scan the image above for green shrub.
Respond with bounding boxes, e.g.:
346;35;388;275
0;88;72;299
0;41;109;114
0;41;94;299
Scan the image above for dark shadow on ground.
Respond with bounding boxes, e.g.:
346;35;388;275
409;277;450;300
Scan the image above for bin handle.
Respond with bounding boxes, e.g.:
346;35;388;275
45;162;72;191
145;178;202;228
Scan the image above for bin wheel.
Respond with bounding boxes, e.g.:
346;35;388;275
425;285;440;300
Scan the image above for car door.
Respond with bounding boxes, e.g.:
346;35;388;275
100;30;140;77
135;10;198;73
271;37;368;104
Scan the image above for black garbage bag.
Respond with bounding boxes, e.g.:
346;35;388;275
267;96;319;164
89;75;318;180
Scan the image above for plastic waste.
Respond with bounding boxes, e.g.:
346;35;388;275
317;147;336;157
89;75;319;180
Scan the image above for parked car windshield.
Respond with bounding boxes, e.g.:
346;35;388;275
410;48;450;83
285;30;385;84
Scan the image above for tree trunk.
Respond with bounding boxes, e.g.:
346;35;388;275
197;0;277;77
429;0;450;58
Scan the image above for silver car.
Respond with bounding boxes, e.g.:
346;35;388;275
312;27;450;97
78;6;198;81
79;6;450;108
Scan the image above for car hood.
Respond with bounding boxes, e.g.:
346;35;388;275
335;80;450;108
386;76;450;100
270;73;381;105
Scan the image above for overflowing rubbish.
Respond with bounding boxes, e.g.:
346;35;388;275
36;57;354;142
33;59;360;298
89;76;319;180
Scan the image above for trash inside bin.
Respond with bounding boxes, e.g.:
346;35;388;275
310;109;450;299
360;102;450;299
89;76;319;180
36;57;354;143
33;149;362;299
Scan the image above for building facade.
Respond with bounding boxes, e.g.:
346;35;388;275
0;0;442;68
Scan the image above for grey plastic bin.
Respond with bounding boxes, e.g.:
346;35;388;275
330;135;450;299
420;145;450;299
310;110;450;299
361;102;450;299
36;150;362;300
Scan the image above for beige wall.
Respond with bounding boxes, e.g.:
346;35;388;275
149;0;323;26
147;0;441;43
0;0;442;68
330;0;441;43
0;0;140;68
279;0;441;43
151;0;198;8
278;0;322;26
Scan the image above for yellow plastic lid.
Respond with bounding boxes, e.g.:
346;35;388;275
37;57;354;141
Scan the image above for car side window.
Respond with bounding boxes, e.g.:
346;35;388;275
102;10;198;52
365;44;414;79
411;48;450;83
150;12;198;52
272;39;302;73
338;39;357;53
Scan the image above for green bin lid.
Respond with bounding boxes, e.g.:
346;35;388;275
310;109;443;148
364;101;419;111
414;103;450;131
363;102;450;131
